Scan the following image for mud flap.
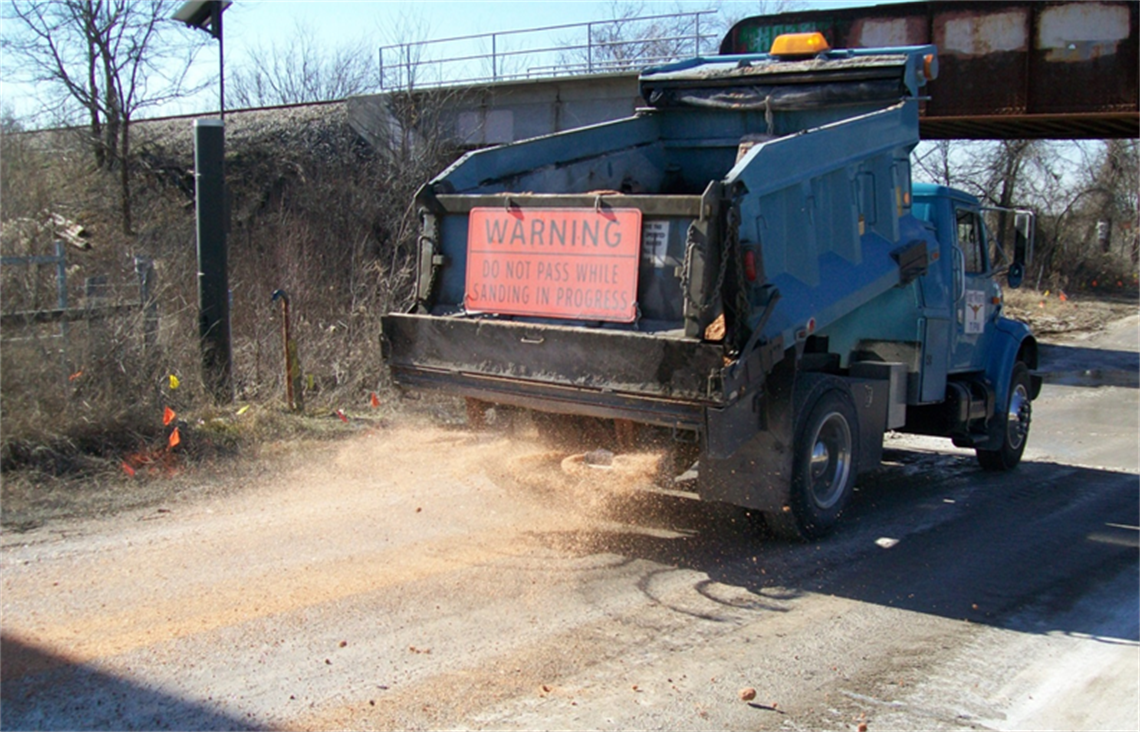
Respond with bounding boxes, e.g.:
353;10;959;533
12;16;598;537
698;356;796;512
846;378;889;470
698;362;889;513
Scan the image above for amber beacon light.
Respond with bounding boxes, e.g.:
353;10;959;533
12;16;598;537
770;32;831;57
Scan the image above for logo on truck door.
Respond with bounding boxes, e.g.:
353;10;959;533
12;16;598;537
965;289;986;334
466;207;642;322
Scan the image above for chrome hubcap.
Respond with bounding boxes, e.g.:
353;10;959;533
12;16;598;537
808;412;852;510
1007;384;1031;450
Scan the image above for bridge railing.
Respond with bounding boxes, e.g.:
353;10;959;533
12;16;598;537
378;10;719;90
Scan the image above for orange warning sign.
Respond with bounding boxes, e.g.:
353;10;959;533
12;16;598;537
466;207;642;322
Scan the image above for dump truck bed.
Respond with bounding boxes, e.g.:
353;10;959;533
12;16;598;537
383;42;936;426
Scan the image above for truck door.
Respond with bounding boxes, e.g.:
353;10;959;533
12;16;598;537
950;206;993;372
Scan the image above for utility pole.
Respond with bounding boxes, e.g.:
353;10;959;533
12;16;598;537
175;0;233;402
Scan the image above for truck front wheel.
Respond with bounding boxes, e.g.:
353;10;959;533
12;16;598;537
766;387;859;540
977;362;1032;471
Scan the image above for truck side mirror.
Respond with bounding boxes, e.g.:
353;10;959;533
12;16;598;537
1007;262;1025;289
1008;212;1033;290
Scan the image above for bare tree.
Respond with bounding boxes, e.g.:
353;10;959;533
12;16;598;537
229;21;376;107
949;140;1140;288
1090;140;1139;257
556;1;713;74
554;1;806;75
0;109;45;226
376;8;435;90
3;0;205;233
714;0;808;41
913;140;957;187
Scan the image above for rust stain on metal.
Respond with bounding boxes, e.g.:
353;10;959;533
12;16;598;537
1039;3;1131;62
850;17;926;48
938;9;1028;57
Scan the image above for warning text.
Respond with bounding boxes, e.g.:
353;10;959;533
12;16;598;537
465;207;641;322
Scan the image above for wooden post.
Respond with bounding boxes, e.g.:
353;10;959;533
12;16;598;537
271;290;303;412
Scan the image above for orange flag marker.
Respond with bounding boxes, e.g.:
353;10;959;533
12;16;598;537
163;407;176;426
370;392;381;408
168;427;181;449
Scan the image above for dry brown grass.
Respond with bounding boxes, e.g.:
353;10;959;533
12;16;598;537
1003;284;1138;337
1;101;461;487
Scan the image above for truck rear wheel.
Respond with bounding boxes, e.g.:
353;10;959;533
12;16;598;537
977;362;1032;471
766;387;859;540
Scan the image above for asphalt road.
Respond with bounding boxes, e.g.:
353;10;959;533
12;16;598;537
2;316;1137;731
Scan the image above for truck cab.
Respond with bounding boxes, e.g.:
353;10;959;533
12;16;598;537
909;185;1041;459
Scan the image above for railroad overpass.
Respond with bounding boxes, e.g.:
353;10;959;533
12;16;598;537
348;0;1138;147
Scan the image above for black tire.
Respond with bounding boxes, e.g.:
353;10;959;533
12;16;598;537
977;362;1032;471
765;387;859;541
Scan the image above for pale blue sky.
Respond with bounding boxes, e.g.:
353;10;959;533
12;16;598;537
217;0;904;61
226;1;767;49
2;0;899;121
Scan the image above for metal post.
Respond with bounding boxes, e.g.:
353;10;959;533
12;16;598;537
54;241;67;310
492;33;497;81
587;23;593;73
135;256;158;353
84;275;108;305
212;0;225;120
84;275;108;363
54;241;69;372
193;118;232;404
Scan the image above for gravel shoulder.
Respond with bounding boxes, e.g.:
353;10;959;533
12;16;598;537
1;302;1136;731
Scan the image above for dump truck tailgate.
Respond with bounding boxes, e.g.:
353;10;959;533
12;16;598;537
382;313;726;428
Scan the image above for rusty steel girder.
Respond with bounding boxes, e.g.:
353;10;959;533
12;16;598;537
722;0;1139;140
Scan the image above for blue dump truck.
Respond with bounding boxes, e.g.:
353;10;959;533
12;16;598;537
382;33;1041;539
